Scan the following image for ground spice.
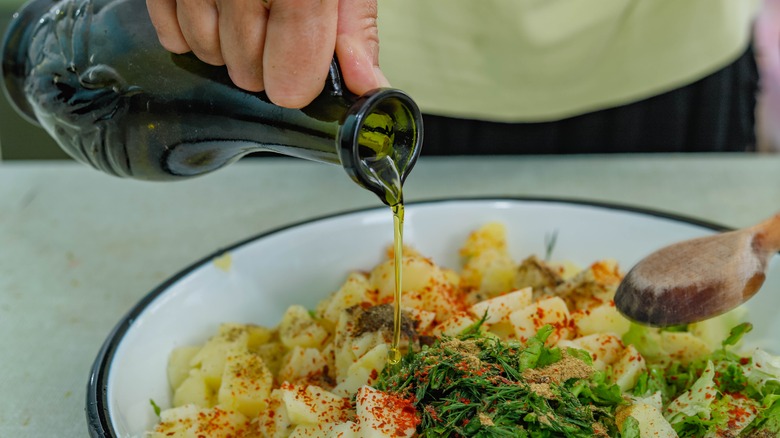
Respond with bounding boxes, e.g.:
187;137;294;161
478;412;494;426
521;351;593;399
353;303;417;340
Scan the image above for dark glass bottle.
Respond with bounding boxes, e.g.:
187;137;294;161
2;0;422;204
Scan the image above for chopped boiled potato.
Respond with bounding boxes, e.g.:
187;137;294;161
660;331;711;365
278;346;328;385
318;272;371;326
572;302;631;337
509;296;572;344
279;384;351;426
332;344;388;397
432;311;477;337
458;223;515;297
356;386;417;438
370;255;460;319
173;370;215;408
327;421;361;437
611;344;646;392
279;305;330;349
217;350;273;417
460;247;517;297
561;333;624;371
254;389;293;438
405;307;437;335
189;325;251;388
470;287;532;324
151;404;251;438
167;346;200;390
553;260;622;310
254;340;287;377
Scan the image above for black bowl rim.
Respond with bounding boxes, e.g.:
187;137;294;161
85;196;730;437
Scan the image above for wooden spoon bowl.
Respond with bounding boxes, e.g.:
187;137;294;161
614;213;780;327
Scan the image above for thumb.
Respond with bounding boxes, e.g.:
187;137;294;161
335;0;390;95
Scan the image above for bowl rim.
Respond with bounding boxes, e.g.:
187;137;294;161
84;196;729;437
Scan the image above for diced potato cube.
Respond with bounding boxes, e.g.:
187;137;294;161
470;287;532;324
173;371;215;408
487;321;515;340
278;346;328;384
328;421;361;437
405;308;437;335
459;222;507;257
660;331;711;365
280;384;351;426
611;345;646;392
319;273;371;326
351;332;387;361
289;424;344;437
356;386;417;438
432;311;478;337
217;350;273;417
279;305;330;349
245;324;275;349
253;343;286;378
460;247;517;297
151;404;251;438
567;333;624;366
254;389;293;438
190;326;250;388
458;223;515;297
332;344;388;397
370;255;460;319
509;297;572;344
554;260;621;310
167;346;200;390
572;302;631;337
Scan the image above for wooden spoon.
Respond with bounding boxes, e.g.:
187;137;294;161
614;213;780;327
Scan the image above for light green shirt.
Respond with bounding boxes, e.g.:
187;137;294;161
377;0;760;122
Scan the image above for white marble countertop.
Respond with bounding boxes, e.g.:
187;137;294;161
1;153;779;437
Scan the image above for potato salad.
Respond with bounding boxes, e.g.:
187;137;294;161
148;223;780;437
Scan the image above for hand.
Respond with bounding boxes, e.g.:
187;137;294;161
146;0;390;108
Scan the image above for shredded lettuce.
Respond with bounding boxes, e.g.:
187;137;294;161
665;361;718;425
620;416;641;438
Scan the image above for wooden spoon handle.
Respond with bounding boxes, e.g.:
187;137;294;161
753;213;780;253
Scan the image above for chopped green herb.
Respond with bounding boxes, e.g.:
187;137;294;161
544;230;559;261
149;398;161;417
722;322;752;348
376;325;625;436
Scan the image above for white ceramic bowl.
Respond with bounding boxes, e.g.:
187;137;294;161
86;198;780;437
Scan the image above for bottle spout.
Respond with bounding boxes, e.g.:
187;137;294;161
338;88;423;205
2;0;54;126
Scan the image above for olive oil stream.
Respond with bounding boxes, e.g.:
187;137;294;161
358;113;407;365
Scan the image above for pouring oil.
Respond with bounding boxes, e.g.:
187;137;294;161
358;113;407;365
389;202;404;364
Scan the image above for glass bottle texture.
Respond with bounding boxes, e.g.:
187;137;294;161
1;0;422;204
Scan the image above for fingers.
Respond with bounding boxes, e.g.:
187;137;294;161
263;0;339;108
335;0;390;94
146;0;377;108
217;0;268;91
174;0;223;66
146;0;190;54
